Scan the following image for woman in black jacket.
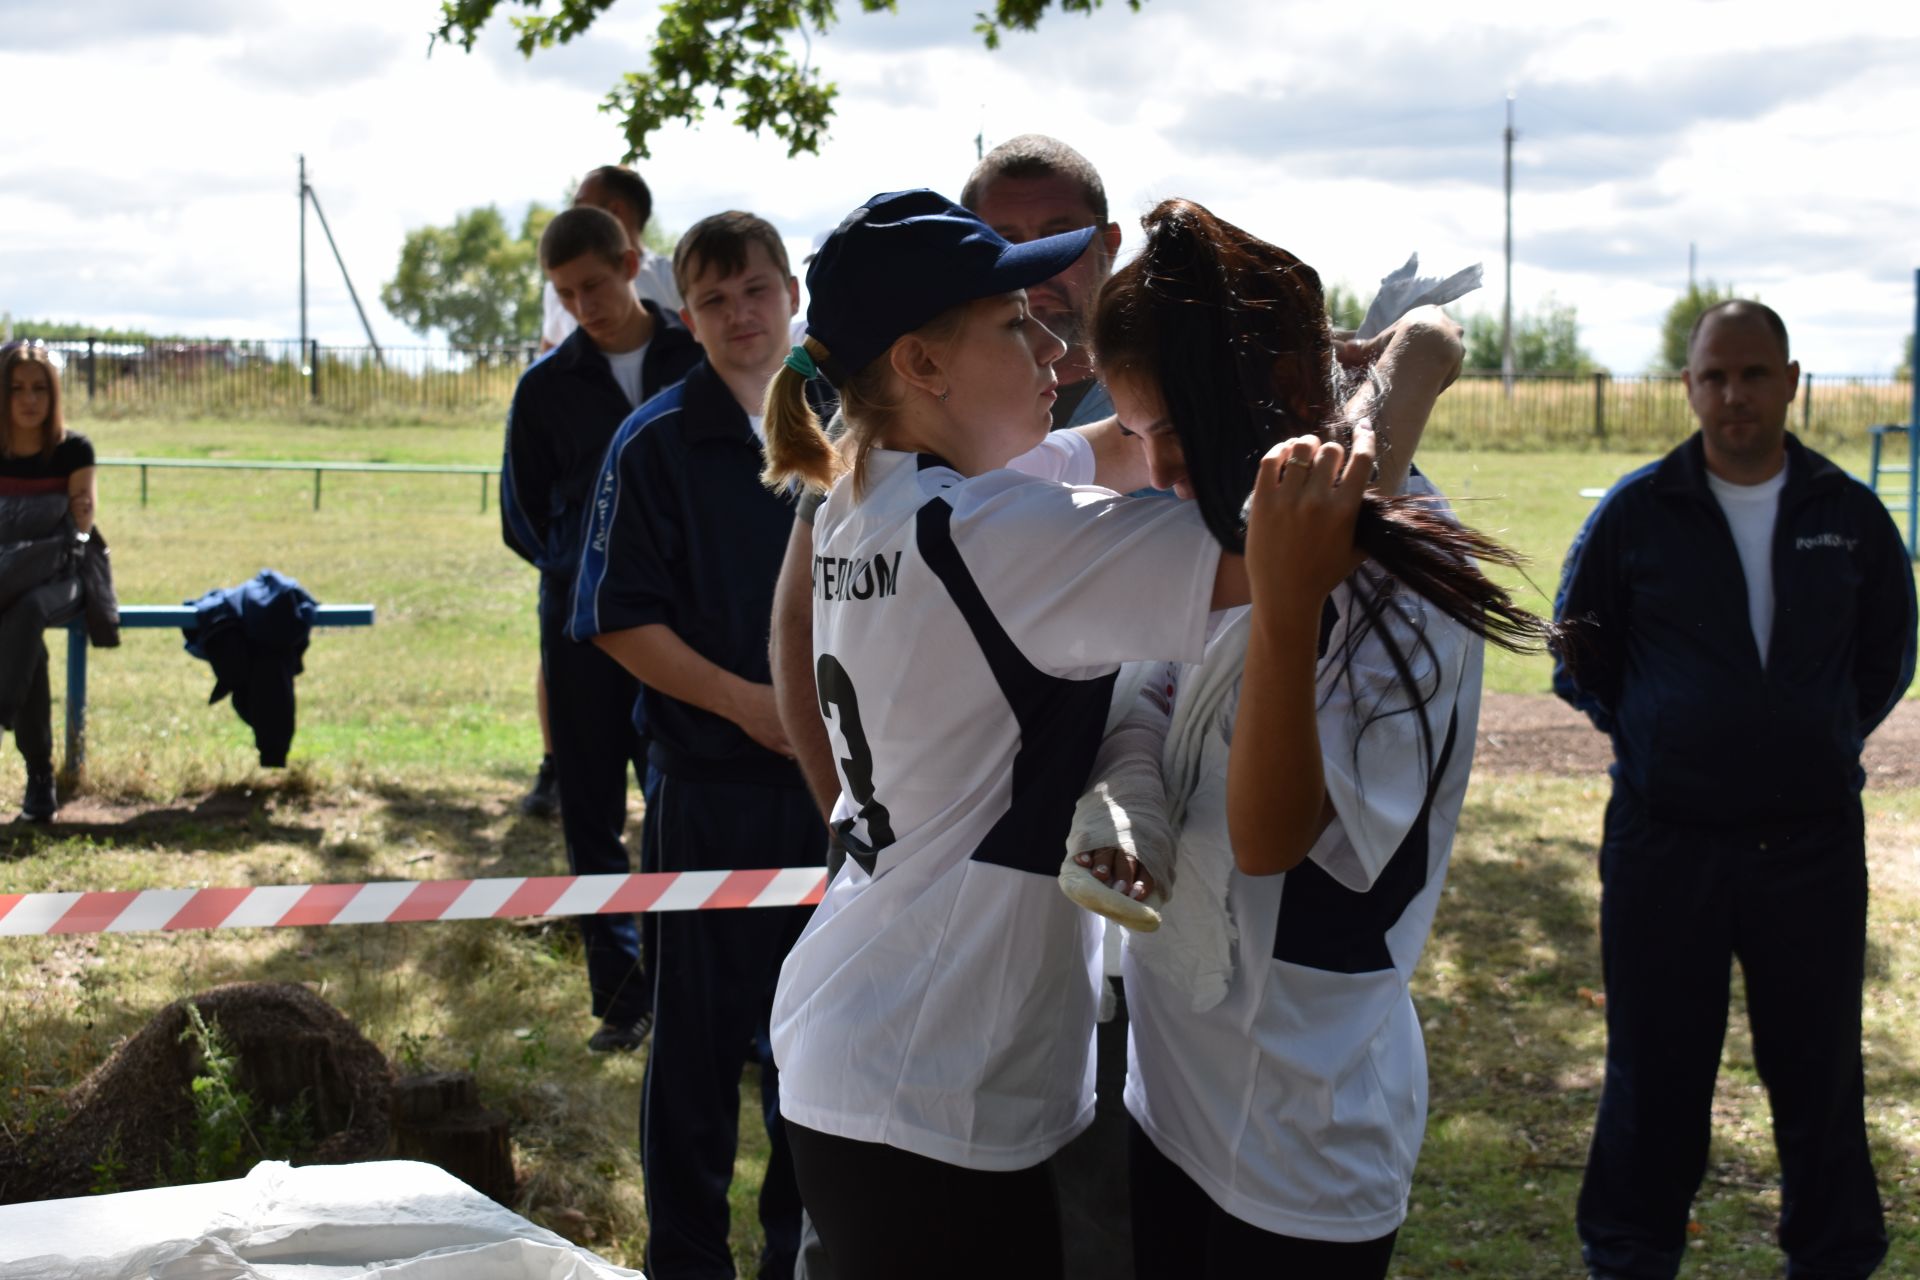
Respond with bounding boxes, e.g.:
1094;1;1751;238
0;342;98;820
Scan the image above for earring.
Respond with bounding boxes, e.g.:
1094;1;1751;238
938;388;950;403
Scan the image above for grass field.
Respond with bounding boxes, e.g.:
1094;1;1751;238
2;415;1917;1275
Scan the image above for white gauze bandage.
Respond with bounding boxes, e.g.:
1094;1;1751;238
1122;611;1252;1012
1354;253;1483;341
1060;661;1176;932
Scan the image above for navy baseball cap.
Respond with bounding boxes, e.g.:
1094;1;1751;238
803;189;1097;385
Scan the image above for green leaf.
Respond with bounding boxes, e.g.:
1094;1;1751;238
435;0;1148;159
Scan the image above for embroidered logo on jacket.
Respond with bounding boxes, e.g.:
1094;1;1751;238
1794;532;1858;552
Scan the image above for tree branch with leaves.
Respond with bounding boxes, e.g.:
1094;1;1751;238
432;0;1144;159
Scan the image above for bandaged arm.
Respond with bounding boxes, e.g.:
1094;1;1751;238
1062;663;1178;923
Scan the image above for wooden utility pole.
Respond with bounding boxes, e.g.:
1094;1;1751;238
1501;95;1515;397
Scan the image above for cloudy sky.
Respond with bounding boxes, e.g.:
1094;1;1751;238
2;0;1916;374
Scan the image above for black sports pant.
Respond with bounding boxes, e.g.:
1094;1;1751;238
540;609;649;1028
639;771;820;1280
1577;789;1887;1280
1128;1118;1398;1278
786;1122;1064;1280
0;578;84;771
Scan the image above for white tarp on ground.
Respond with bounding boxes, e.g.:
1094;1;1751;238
0;1160;642;1280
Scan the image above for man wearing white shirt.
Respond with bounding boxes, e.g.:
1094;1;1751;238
1553;302;1915;1280
522;163;686;819
540;165;684;353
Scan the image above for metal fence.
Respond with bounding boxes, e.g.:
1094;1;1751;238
42;338;540;419
1427;371;1912;452
35;337;1914;451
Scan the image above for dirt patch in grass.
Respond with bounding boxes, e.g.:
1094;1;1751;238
1475;694;1920;788
0;981;393;1202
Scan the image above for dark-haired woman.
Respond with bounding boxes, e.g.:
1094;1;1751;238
760;190;1542;1279
1072;198;1510;1278
0;344;97;821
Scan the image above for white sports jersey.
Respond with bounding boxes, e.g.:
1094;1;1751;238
1125;495;1485;1241
771;447;1222;1171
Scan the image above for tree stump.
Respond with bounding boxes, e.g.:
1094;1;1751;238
389;1072;516;1205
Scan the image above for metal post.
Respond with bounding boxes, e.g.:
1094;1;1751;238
309;338;320;404
299;154;308;360
1592;372;1606;442
479;473;488;513
86;337;97;402
1802;370;1812;437
305;182;383;362
63;623;87;776
1501;94;1515;400
140;464;148;507
1907;267;1918;557
313;469;323;511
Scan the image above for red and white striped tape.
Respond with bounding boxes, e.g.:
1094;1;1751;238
0;868;829;938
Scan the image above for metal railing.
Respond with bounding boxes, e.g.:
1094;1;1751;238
1426;371;1912;452
97;457;499;511
30;336;1915;452
43;338;540;418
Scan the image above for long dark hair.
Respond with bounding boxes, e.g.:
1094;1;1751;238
1092;198;1551;655
1093;199;1557;778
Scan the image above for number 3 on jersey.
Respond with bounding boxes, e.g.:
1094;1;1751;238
816;653;896;874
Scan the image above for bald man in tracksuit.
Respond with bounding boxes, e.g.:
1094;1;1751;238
1554;302;1914;1280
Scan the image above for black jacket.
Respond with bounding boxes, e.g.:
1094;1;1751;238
566;359;807;786
0;493;74;613
76;527;119;648
1553;432;1917;822
0;493;116;645
182;570;318;768
500;304;702;621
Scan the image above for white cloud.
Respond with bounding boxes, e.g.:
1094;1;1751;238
0;0;1913;376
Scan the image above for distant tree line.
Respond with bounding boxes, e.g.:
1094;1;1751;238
5;319;215;344
380;197;680;348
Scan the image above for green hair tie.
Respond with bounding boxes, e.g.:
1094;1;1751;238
783;345;818;379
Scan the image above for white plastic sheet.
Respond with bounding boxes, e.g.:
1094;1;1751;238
0;1160;642;1280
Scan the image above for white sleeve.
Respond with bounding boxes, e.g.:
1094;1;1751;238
1302;575;1475;892
1004;429;1097;485
634;251;685;314
541;280;576;347
946;473;1221;676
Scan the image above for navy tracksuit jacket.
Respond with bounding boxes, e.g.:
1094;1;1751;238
1554;431;1914;822
570;357;825;1280
499;306;702;1031
1553;431;1914;1280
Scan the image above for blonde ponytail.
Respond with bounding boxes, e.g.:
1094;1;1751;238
761;335;847;494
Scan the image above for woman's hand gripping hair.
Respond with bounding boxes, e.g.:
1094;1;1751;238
1228;427;1377;877
1245;427;1377;607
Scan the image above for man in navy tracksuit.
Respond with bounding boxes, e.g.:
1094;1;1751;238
1554;301;1915;1280
502;205;702;1053
570;212;824;1280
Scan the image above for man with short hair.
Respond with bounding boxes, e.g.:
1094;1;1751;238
961;133;1124;430
541;165;683;353
503;205;701;1054
1554;301;1915;1280
571;211;824;1280
521;163;688;817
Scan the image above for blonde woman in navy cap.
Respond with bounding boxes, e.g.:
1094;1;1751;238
755;190;1372;1278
